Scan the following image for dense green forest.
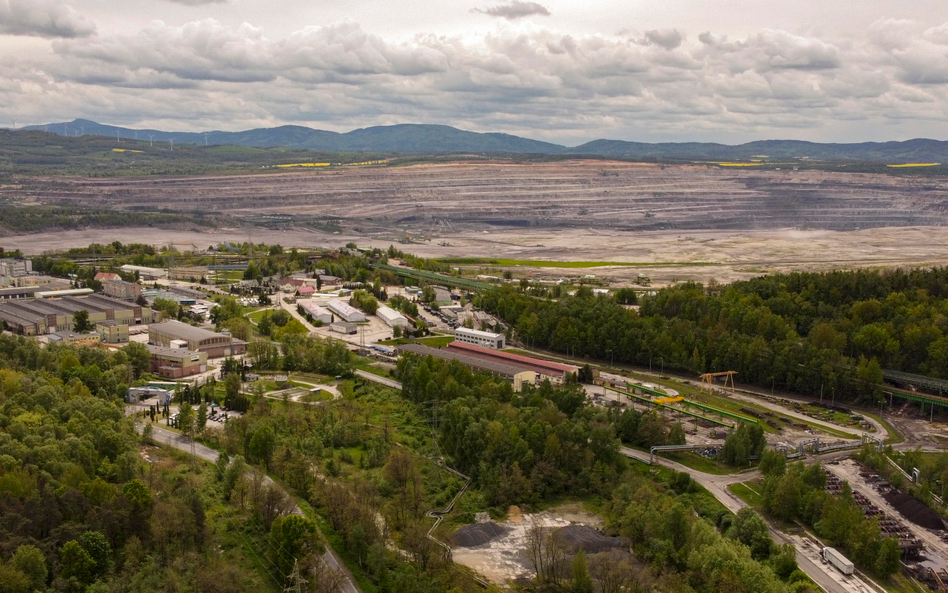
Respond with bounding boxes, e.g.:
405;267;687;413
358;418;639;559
219;349;814;592
477;267;948;404
0;334;291;592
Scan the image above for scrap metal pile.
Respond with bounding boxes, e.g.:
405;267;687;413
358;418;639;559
825;467;923;558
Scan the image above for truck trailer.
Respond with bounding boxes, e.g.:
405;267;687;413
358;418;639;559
822;547;855;576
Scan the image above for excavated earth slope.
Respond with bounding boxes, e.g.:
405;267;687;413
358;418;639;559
9;161;948;232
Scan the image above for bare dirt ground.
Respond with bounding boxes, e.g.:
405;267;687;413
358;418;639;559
9;161;948;231
5;161;948;285
451;506;604;586
5;225;948;287
887;408;948;449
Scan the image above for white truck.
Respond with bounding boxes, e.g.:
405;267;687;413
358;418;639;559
822;547;855;576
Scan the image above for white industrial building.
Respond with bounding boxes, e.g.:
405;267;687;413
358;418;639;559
0;258;32;278
454;327;505;349
298;300;332;324
120;264;167;280
327;299;366;323
376;305;409;329
331;321;357;334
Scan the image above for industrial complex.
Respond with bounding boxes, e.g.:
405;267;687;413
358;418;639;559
297;300;332;324
0;294;159;335
149;320;246;358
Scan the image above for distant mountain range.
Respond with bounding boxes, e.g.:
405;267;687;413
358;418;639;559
21;119;948;163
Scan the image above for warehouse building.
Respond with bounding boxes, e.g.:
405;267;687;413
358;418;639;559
149;320;246;358
330;321;357;335
120;265;166;280
145;344;208;379
327;299;367;323
0;286;41;301
36;288;93;298
0;307;44;335
398;343;536;392
376;305;409;329
103;279;142;302
10;275;66;288
454;327;505;349
445;341;578;384
0;294;158;335
298;300;332;324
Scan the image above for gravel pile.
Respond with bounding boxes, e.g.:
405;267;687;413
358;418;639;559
884;491;946;531
556;525;628;554
450;522;510;548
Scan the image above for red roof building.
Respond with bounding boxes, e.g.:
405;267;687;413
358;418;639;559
444;341;578;384
94;272;120;281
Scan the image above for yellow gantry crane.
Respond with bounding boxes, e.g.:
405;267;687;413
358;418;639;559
699;371;737;395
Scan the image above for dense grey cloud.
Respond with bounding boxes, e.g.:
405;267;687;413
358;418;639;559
644;29;683;50
5;13;948;143
0;0;96;38
473;1;550;20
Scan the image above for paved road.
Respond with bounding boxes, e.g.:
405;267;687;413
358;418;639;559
139;422;361;593
355;369;403;390
623;447;880;593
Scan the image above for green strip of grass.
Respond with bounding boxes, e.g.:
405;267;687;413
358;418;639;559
378;335;454;348
728;482;765;509
861;410;904;445
298;390;333;403
415;335;455;348
438;257;714;268
661;451;741;476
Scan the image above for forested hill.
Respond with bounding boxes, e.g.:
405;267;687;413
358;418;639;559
23;119;948;162
570;137;948;163
0;336;297;592
476;267;948;404
25;120;563;155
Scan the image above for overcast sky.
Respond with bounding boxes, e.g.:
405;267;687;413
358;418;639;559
3;0;948;144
